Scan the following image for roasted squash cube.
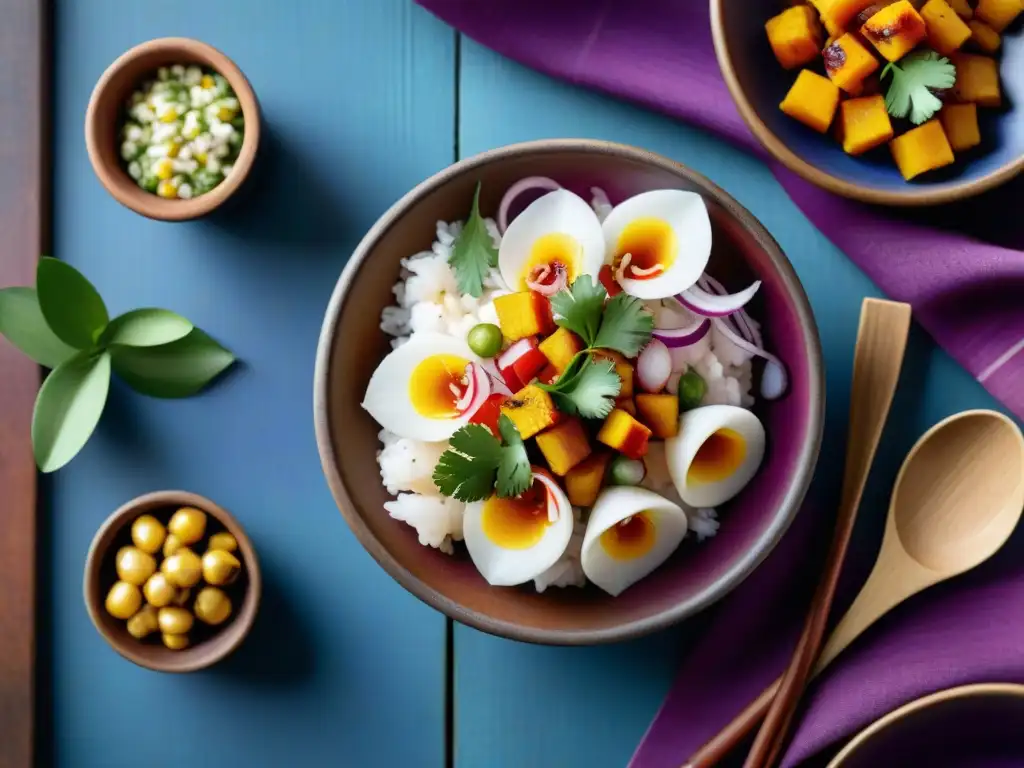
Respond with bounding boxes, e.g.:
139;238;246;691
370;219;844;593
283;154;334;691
494;291;555;342
635;394;680;439
766;5;824;70
947;0;974;19
823;34;880;93
538;328;583;373
921;0;973;54
861;1;928;61
536;418;592;476
500;384;559;439
812;0;878;29
840;94;895;155
597;408;652;460
565;451;612;507
614;396;636;416
940;103;982;150
952;53;1002;107
889;119;955;180
968;19;1002;52
975;0;1022;32
592;350;634;397
780;69;841;133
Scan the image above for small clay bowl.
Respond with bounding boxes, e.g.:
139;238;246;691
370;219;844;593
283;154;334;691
84;490;261;672
85;37;260;221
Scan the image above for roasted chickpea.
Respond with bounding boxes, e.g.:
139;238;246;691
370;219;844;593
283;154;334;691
142;572;176;608
157;606;194;635
105;581;142;620
168;506;207;545
115;546;157;586
171;587;192;608
202;550;241;586
162;548;202;588
163;533;183;557
194;586;232;626
162;632;190;651
126;604;159;639
206;532;238;553
130;514;166;555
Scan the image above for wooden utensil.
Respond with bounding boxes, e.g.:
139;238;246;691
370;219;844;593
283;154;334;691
685;407;1024;767
742;298;912;768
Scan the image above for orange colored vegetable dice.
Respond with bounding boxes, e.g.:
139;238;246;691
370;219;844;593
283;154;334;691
861;1;928;61
565;451;612;507
952;53;1002;107
766;5;824;70
597;409;652;460
921;0;972;54
940;103;982;150
968;20;1002;52
494;291;555;342
823;34;880;93
538;328;583;373
946;0;974;19
615;396;636;416
839;94;895;155
536;418;592;476
635;394;680;439
592;350;634;397
812;0;877;29
500;384;559;439
975;0;1021;31
889;119;955;180
780;69;841;133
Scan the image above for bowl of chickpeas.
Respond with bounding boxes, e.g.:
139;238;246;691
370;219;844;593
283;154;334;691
84;490;261;672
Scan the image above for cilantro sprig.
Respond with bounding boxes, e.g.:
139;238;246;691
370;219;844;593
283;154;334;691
448;181;498;298
540;354;621;419
432;414;532;502
881;51;956;126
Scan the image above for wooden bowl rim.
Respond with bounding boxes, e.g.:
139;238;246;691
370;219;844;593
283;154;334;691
84;36;261;221
83;489;262;672
709;0;1024;207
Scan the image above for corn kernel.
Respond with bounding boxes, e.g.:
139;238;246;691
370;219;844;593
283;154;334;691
166;141;181;158
154;158;174;180
159;107;179;123
217;106;237;121
201;75;216;89
157;180;178;199
195;152;208;166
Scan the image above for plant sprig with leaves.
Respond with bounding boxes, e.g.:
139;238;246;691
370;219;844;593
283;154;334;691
0;257;236;472
881;51;957;125
432;414;532;503
448;181;499;298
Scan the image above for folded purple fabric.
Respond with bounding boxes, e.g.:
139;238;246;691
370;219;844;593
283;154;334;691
416;0;1024;765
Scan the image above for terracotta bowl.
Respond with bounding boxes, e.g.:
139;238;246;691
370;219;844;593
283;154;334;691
711;0;1024;206
314;139;824;645
84;490;261;672
85;37;260;221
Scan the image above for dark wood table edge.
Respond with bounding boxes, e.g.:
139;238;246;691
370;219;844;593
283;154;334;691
0;0;48;765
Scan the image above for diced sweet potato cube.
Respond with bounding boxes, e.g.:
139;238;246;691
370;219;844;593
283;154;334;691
952;53;1002;107
766;5;824;70
947;0;974;19
840;94;895;155
823;34;880;93
968;19;1002;52
861;0;928;61
614;396;636;416
635;394;680;439
889;119;955;180
536;418;592;476
975;0;1021;31
921;0;973;54
500;384;559;439
565;451;612;507
780;69;841;133
538;328;583;373
940;103;982;150
597;409;652;460
812;0;878;29
494;291;555;342
592;350;634;397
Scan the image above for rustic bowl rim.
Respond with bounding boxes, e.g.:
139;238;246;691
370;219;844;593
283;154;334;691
709;0;1024;207
83;489;262;672
84;36;261;221
313;138;825;645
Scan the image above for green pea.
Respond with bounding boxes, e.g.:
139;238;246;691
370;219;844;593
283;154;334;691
467;323;503;358
677;370;707;411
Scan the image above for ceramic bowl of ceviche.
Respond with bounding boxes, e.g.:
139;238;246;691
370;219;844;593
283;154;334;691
314;139;824;644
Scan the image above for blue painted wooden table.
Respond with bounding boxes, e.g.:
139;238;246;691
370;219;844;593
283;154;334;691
46;2;1007;767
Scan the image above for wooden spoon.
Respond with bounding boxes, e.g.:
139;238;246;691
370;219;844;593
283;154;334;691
685;407;1024;768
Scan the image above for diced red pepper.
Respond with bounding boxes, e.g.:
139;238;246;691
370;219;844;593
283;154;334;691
469;393;508;436
538;364;560;385
497;337;546;393
599;264;622;297
511;347;548;385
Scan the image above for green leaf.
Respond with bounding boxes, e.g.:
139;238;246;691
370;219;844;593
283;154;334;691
448;181;498;298
0;287;78;368
545;356;620;419
496;415;532;498
881;51;956;125
432;424;503;502
109;328;235;398
593;293;655;357
550;275;606;346
31;351;111;473
100;308;193;348
36;257;109;349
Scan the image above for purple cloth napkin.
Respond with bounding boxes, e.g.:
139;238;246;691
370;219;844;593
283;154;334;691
416;1;1024;765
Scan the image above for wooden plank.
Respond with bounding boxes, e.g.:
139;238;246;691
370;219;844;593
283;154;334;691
0;0;45;765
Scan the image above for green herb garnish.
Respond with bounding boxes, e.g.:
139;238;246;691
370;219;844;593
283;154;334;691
881;51;957;126
496;414;533;498
549;274;607;344
448;181;498;298
540;353;621;419
432;415;531;502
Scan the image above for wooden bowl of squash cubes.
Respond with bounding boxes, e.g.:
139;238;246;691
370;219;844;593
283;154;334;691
712;0;1023;206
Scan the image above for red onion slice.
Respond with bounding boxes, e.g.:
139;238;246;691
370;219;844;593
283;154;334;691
677;280;761;318
699;274;761;346
711;318;788;400
497;338;535;370
534;471;568;523
456;362;492;417
480;359;513;396
652;317;711;349
497;176;562;233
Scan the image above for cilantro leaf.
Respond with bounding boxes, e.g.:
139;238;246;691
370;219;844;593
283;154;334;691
432;424;502;502
592;293;654;357
539;353;621;419
496;414;532;498
550;275;607;346
449;182;498;298
881;51;956;125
